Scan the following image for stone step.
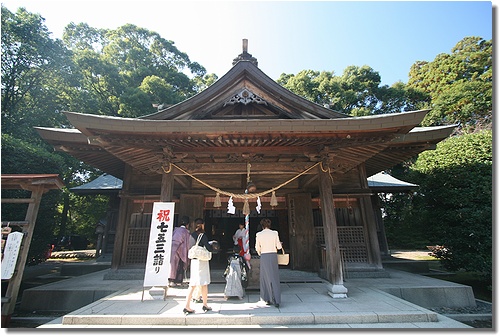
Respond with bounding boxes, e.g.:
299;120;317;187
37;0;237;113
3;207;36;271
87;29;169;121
61;310;439;326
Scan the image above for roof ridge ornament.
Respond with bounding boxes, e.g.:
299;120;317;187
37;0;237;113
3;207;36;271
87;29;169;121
232;39;258;66
223;88;268;106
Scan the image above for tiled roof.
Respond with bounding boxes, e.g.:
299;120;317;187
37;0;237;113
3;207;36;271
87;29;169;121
367;172;418;191
70;174;122;194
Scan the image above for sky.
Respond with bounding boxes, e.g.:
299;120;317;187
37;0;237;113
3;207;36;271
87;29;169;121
1;0;493;86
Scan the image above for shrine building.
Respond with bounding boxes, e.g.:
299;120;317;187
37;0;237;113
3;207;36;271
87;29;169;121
36;40;455;297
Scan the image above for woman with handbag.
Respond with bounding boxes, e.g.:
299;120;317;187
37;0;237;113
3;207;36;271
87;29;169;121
255;218;282;308
184;218;213;314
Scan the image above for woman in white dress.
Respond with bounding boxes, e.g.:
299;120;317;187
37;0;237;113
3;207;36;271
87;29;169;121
184;218;213;314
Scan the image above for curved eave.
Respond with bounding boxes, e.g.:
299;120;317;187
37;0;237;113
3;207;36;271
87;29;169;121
35;127;89;143
389;124;458;145
140;61;349;120
35;127;125;179
63;109;430;138
364;124;456;177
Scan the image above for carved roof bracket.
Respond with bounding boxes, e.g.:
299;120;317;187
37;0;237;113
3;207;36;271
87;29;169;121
87;136;105;146
146;146;175;174
223;88;268;106
318;146;351;174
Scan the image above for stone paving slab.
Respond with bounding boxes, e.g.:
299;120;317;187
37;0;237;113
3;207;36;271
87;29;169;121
50;282;465;328
30;268;475;329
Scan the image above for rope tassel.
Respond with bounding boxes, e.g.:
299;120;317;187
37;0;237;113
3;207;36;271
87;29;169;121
242;199;250;215
213;192;221;207
270;191;278;207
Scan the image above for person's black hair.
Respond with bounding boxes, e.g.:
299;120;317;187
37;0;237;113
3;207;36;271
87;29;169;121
260;218;272;229
179;215;190;226
194;218;205;232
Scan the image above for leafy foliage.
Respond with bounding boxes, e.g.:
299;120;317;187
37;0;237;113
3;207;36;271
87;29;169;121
277;66;426;116
62;22;210;117
65;193;109;241
408;37;492;129
1;6;74;141
388;131;492;275
378;191;428;249
1;134;66;263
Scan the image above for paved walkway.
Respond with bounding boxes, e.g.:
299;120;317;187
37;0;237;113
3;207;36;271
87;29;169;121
34;268;471;329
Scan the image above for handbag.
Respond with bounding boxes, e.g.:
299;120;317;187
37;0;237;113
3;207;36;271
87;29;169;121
188;233;212;261
277;248;289;265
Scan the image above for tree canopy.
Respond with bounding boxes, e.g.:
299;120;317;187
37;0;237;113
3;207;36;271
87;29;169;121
277;66;426;116
62;22;211;118
409;130;492;275
407;37;492;129
1;6;73;141
0;6;217;261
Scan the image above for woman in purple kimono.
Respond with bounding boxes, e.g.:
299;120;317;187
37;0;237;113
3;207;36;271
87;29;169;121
169;215;191;286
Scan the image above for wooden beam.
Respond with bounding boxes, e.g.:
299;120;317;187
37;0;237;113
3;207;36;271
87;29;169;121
174;175;191;189
172;162;317;175
1;221;29;227
1;198;35;204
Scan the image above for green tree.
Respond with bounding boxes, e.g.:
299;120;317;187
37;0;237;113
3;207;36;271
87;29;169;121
62;23;210;117
1;5;74;141
379;191;427;249
407;37;492;129
402;130;492;275
1;134;66;263
277;66;419;116
2;6;218;262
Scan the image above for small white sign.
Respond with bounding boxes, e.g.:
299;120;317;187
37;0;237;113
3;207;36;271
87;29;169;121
143;202;175;287
1;232;24;280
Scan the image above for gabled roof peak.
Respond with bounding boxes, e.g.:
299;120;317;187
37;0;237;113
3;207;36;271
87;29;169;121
232;39;258;67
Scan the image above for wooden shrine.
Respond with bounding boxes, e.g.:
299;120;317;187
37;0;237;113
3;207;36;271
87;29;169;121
36;40;455;297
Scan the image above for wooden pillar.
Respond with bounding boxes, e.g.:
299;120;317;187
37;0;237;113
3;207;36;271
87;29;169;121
371;194;390;256
318;167;348;298
160;169;174;202
111;165;132;269
358;165;383;268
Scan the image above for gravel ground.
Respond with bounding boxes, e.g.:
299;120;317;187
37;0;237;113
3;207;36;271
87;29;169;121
429;295;492;329
430;300;492;315
391;250;493;329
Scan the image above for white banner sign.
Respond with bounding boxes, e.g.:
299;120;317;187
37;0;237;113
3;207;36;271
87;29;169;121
1;231;24;280
143;202;175;287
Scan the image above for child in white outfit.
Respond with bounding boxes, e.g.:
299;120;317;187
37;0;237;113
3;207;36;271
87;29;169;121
223;245;247;299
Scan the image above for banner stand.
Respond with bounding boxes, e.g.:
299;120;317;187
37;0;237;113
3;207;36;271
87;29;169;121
141;202;175;302
141;286;168;301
